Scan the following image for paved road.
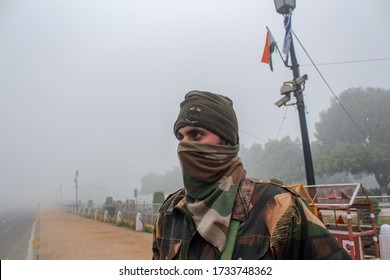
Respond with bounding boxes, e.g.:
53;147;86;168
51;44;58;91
0;204;37;260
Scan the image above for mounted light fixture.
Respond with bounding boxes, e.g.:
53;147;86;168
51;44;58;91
274;0;296;15
275;94;291;108
280;81;294;95
275;81;293;107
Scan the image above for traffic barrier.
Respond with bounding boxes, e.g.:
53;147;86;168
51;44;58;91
379;224;390;260
103;209;109;222
136;212;143;231
116;211;123;224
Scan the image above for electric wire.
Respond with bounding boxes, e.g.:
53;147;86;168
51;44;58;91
239;129;267;144
300;57;390;67
291;30;368;139
244;105;289;167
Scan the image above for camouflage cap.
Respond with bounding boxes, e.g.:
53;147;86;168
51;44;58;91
174;90;239;145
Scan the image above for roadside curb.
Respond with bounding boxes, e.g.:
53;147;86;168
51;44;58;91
27;208;40;260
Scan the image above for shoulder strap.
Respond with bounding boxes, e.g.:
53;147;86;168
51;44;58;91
261;178;300;196
221;178;257;260
161;188;185;213
221;219;240;260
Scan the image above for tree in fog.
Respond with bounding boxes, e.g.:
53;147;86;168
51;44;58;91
140;166;183;195
242;136;306;184
314;87;390;195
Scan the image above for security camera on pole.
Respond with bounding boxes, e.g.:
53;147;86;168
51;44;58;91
273;0;316;186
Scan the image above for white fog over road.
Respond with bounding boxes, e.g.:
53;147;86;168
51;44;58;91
1;0;389;206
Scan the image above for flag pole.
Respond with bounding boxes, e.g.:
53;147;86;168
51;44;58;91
285;13;316;186
276;45;288;67
266;26;288;67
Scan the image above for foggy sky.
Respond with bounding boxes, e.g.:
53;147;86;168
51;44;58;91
1;0;389;205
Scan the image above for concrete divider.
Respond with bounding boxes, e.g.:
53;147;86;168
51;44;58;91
136;212;143;231
379;224;390;260
103;209;109;222
116;211;123;224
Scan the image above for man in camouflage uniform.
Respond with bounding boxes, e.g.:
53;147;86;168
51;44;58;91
152;90;351;260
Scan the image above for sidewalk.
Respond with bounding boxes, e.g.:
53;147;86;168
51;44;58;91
38;208;153;260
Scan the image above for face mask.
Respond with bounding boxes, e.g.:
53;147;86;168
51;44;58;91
177;141;245;252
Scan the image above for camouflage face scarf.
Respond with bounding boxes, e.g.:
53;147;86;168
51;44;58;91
177;141;244;253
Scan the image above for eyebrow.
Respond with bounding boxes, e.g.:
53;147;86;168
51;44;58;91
187;127;201;132
187;128;205;135
188;127;205;132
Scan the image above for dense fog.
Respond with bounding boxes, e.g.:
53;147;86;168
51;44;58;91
1;0;389;206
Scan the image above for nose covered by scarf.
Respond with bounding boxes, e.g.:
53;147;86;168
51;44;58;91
177;141;244;253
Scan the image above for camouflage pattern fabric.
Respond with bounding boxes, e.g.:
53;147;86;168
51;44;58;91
153;177;352;260
177;141;244;253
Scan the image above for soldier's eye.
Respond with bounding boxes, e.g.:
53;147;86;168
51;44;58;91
176;133;183;141
188;129;202;140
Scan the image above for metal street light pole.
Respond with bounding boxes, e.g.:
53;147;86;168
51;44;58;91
289;35;316;185
59;185;62;207
273;0;316;185
74;170;79;212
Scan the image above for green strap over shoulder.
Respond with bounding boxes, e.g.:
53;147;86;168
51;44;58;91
221;219;240;260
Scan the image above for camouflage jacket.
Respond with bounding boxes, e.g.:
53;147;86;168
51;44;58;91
152;178;351;260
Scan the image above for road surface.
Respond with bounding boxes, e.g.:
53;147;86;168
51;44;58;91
0;204;36;260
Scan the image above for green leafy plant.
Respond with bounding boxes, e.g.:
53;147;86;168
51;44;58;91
355;198;381;224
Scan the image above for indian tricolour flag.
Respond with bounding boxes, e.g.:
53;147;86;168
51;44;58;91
261;28;277;71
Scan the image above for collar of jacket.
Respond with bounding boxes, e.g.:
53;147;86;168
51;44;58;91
166;177;257;223
231;178;256;221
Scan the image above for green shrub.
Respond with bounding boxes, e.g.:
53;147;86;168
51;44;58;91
153;191;165;214
355;198;381;224
153;192;165;203
143;223;154;233
123;219;135;230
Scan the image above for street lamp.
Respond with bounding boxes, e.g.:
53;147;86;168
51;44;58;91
273;0;316;186
274;0;296;15
74;170;79;212
59;185;62;207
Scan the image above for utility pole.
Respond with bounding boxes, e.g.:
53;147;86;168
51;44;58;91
288;32;316;186
273;0;316;186
59;185;62;207
74;170;79;212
